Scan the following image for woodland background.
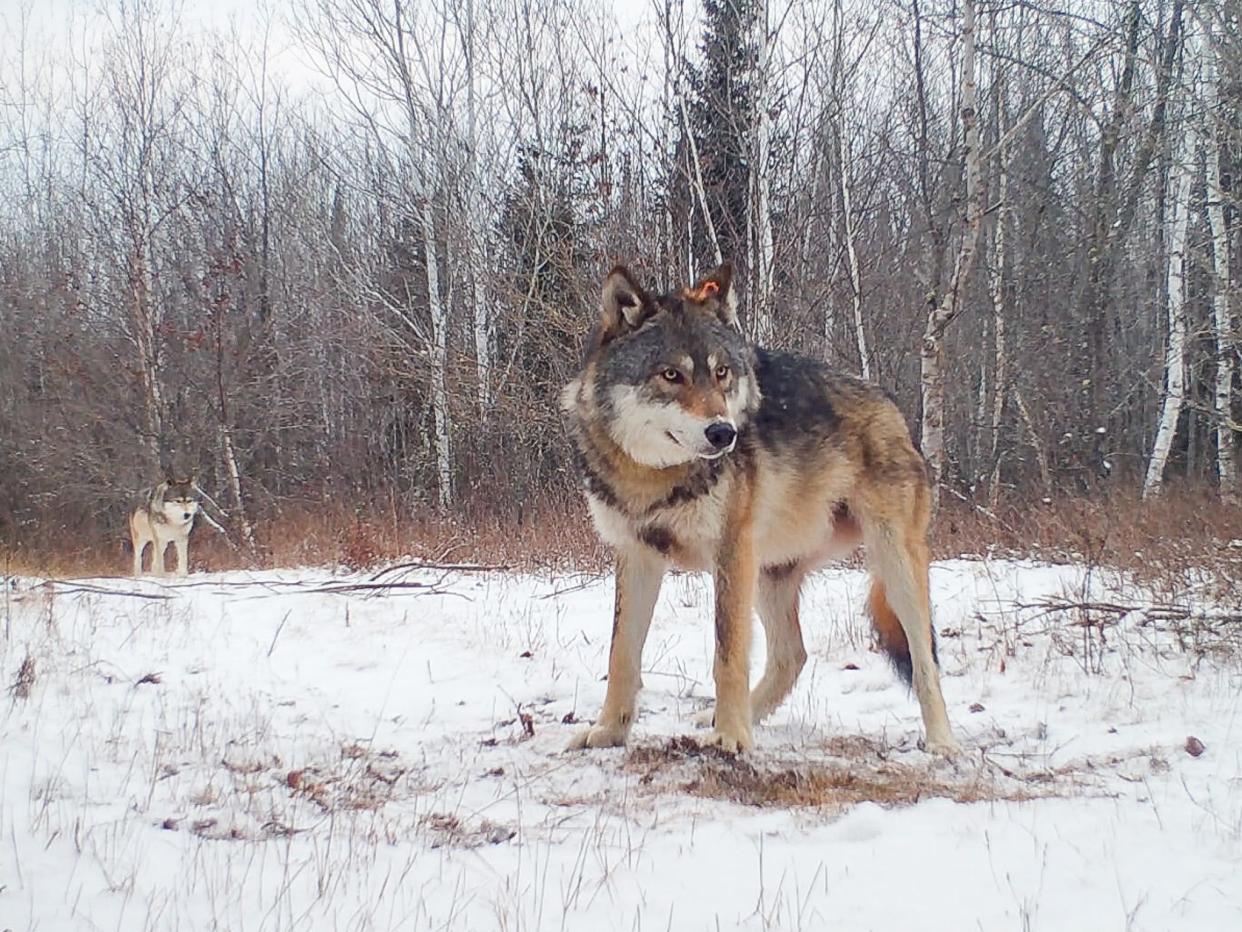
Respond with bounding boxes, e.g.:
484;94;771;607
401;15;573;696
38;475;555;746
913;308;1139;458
0;0;1238;567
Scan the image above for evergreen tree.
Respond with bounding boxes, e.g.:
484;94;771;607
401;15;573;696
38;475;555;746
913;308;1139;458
687;0;761;278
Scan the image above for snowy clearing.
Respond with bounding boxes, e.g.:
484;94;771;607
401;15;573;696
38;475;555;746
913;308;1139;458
2;559;1240;931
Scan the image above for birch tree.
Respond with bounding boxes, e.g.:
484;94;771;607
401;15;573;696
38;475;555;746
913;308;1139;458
1143;71;1196;498
831;0;868;378
920;0;983;504
84;0;192;473
298;0;455;507
749;0;775;344
987;73;1009;510
1203;21;1237;501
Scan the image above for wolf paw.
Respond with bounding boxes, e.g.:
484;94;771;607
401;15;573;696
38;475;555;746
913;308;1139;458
692;706;715;729
922;735;961;758
565;723;629;751
698;728;753;754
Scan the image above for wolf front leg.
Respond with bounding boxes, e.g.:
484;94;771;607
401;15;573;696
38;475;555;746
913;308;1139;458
702;490;758;753
567;548;664;750
174;536;190;577
152;535;170;577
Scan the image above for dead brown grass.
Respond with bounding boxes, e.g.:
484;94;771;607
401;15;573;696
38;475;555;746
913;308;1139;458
624;737;1042;811
1;496;608;578
932;488;1242;599
4;486;1237;590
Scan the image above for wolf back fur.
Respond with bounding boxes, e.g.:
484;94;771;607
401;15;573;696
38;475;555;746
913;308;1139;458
561;264;957;755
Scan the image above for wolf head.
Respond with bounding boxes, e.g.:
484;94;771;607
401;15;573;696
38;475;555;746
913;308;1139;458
566;263;759;468
161;477;200;525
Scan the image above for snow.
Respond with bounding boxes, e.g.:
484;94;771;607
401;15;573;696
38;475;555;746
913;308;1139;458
2;559;1239;931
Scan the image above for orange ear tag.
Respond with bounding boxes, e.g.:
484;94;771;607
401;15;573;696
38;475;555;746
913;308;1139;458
687;281;719;301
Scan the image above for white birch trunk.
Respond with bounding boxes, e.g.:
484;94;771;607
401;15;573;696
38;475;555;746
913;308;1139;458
464;0;492;415
678;90;723;271
131;239;164;468
221;424;257;552
987;87;1009;510
471;254;490;413
1142;102;1195;498
751;0;775;345
422;200;453;508
1014;388;1052;499
1204;35;1238;502
838;129;869;379
920;0;982;505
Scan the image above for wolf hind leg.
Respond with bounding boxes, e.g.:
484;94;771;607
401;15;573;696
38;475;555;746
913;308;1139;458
749;567;808;723
697;566;807;728
863;518;957;756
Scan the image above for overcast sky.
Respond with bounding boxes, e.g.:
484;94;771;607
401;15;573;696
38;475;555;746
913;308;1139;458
1;0;671;113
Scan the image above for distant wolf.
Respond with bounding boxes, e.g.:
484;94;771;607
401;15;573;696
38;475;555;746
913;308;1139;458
130;478;200;577
561;263;957;755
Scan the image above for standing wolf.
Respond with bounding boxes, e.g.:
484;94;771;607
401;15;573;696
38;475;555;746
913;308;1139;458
561;264;957;755
130;478;200;577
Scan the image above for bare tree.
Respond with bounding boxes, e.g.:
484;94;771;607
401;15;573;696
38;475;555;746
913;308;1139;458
298;0;457;506
1202;17;1238;501
1144;55;1195;498
3;0;1239;555
920;0;983;504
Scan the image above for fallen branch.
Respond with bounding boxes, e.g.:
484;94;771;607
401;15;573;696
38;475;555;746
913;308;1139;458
368;559;509;581
40;580;175;601
1014;596;1242;626
307;578;459;597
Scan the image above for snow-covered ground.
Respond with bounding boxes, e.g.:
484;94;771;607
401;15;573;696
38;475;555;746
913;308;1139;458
2;559;1239;931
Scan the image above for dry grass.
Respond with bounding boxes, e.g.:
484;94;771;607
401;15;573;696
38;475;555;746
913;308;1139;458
4;486;1238;593
933;488;1242;564
1;496;609;578
623;737;1044;813
933;488;1242;601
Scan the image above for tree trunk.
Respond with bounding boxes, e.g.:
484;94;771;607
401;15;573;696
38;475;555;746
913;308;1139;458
1143;99;1194;498
1204;31;1238;502
463;0;492;416
130;239;165;472
838;126;869;379
220;424;257;553
750;0;775;345
1080;0;1182;471
987;79;1010;511
422;199;453;508
678;90;723;271
920;0;982;506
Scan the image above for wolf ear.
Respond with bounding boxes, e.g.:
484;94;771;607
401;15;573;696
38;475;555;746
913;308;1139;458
593;265;654;348
685;263;739;330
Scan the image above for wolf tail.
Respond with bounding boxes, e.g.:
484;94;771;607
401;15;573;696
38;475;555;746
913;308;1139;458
867;579;937;687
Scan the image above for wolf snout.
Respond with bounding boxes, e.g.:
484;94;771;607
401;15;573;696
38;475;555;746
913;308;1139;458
183;512;193;520
704;421;737;450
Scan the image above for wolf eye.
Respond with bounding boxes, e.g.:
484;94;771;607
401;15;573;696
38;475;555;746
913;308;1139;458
660;368;683;383
714;364;730;380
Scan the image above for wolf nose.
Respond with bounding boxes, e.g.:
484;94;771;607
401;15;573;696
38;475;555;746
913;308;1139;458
183;513;192;520
704;422;736;450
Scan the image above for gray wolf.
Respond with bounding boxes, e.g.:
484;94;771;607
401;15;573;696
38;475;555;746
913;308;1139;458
130;478;200;577
561;263;957;755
